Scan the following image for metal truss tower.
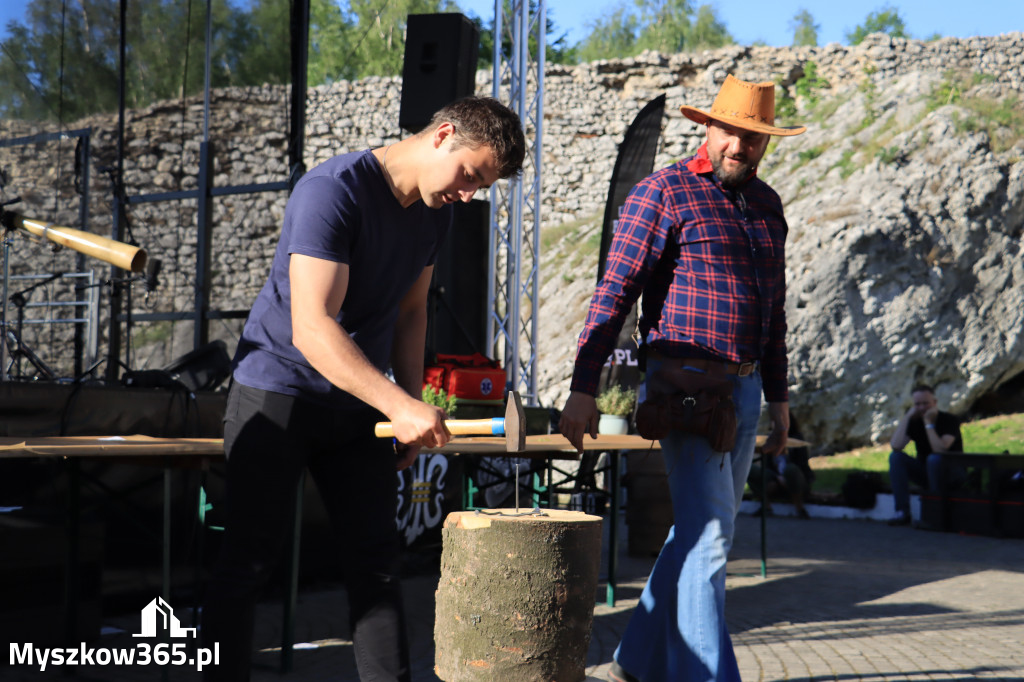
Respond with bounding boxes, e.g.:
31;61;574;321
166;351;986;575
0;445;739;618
487;0;545;406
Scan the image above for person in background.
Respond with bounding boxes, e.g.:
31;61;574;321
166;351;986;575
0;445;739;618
888;383;963;526
748;410;814;519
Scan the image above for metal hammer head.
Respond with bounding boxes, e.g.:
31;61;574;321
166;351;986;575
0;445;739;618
504;390;526;453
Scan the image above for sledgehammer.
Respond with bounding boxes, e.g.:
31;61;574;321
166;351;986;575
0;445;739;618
374;390;526;452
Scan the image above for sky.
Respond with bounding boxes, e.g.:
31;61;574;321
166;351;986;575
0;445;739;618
0;0;1021;48
462;0;1023;47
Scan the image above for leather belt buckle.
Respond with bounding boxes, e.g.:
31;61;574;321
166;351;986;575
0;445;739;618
736;362;756;377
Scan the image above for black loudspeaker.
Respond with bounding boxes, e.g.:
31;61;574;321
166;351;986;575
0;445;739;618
400;13;479;133
428;199;489;356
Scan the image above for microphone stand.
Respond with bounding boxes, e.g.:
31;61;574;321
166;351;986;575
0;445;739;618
5;272;62;380
75;272;146;382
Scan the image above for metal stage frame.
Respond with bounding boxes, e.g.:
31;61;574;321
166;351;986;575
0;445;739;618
487;0;545;407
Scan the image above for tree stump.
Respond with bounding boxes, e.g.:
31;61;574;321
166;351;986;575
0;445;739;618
434;509;603;682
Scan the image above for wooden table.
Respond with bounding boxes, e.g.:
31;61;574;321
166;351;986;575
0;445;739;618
0;434;223;458
1;435;225;651
0;433;658;646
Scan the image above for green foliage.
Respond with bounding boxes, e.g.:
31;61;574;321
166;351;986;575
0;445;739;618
846;4;908;45
574;0;732;62
793;145;825;170
793;61;829;108
927;74;964;110
596;385;637;416
0;0;234;119
774;87;797;122
851;79;880;131
308;0;357;84
790;8;819;47
875;145;901;164
343;0;457;79
679;4;732;51
422;385;458;416
798;146;824;162
471;0;576;69
926;71;1024;152
963;415;1024;453
835;148;857;178
575;3;639;63
0;0;483;119
809;445;890;495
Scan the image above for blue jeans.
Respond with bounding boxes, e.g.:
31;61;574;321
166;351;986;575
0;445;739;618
616;362;763;682
889;450;965;516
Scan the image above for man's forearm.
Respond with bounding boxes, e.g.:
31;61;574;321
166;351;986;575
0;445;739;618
294;312;411;416
391;306;428;400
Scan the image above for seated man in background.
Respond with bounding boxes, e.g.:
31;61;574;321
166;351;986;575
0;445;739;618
749;411;814;518
888;384;963;526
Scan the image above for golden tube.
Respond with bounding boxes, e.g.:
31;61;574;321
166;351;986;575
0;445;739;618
9;213;147;272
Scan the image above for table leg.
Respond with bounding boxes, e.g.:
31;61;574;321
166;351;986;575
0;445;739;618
606;450;620;607
280;469;304;673
163;466;171;601
760;452;767;578
64;458;81;647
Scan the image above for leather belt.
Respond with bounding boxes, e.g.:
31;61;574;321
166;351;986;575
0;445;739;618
647;351;758;377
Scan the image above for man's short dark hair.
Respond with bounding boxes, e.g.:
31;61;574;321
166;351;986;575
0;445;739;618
426;96;526;179
911;384;935;395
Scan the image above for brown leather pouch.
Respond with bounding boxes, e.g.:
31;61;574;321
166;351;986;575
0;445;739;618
635;365;737;452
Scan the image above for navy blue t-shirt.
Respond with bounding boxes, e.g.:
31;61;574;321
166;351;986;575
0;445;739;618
233;149;451;408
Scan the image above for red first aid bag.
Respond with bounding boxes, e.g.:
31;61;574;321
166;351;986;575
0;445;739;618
423;353;506;402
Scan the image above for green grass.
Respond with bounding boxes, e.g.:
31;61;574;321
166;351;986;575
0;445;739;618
924;70;1024;153
808;412;1024;496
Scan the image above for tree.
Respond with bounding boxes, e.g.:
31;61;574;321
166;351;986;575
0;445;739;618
574;3;639;63
342;0;457;79
635;0;695;54
685;3;731;51
791;8;819;47
574;0;731;62
470;0;575;69
0;0;275;121
846;4;908;45
308;0;356;84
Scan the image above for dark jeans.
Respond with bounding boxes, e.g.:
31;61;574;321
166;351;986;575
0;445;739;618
201;382;409;682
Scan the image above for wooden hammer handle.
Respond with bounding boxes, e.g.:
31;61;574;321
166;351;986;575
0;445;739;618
374;417;505;439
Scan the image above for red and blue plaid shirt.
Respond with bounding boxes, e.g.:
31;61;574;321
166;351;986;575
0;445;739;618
571;143;790;403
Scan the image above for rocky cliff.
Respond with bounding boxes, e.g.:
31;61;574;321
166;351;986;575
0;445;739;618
1;32;1022;451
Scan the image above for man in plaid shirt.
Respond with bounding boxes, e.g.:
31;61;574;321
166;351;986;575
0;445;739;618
560;75;806;682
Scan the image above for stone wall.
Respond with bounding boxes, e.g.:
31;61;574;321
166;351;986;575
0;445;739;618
2;32;1022;449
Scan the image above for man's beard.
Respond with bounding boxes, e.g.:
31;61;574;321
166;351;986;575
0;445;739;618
710;153;755;189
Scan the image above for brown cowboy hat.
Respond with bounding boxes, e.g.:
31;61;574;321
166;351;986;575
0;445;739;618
679;75;806;136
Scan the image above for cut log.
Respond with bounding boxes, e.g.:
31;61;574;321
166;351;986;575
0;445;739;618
434;509;603;682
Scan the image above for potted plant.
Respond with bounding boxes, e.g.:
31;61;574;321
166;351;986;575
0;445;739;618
595;385;636;435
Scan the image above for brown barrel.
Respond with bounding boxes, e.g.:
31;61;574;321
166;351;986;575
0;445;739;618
434;509;603;682
625;451;673;557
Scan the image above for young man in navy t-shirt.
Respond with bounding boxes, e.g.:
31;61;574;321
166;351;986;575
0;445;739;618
202;97;525;682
